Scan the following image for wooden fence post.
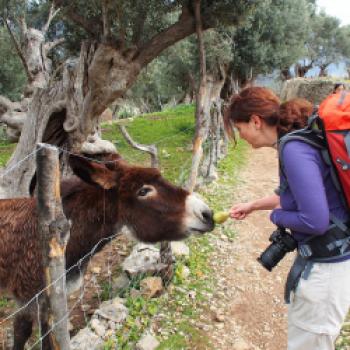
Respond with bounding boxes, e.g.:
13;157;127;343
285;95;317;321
36;143;71;349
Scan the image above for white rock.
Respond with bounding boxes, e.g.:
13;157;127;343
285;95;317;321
94;298;129;324
136;333;160;350
90;318;106;337
122;243;167;276
171;241;190;257
70;328;104;350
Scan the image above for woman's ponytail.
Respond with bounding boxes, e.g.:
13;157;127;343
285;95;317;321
277;98;313;137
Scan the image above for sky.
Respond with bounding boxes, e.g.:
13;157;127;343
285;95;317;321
317;0;350;26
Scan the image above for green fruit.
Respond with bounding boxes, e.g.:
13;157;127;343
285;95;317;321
213;211;229;224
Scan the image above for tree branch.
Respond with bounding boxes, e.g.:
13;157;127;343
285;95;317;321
52;0;101;36
18;15;28;38
4;19;33;82
194;0;206;83
116;1;126;48
119;125;159;168
45;37;65;52
131;4;147;45
0;95;14;116
42;2;60;34
101;0;111;41
136;5;196;66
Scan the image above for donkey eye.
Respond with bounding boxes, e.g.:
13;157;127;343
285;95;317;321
137;186;153;197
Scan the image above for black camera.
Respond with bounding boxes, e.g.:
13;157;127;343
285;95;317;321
257;227;297;271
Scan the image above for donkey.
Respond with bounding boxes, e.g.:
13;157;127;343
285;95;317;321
0;153;214;350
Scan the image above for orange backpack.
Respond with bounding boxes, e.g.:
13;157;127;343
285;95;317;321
279;91;350;212
318;91;350;209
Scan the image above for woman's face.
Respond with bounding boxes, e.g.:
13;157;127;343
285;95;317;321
234;115;276;148
335;85;345;93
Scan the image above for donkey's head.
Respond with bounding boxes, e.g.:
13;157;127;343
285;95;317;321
69;154;214;242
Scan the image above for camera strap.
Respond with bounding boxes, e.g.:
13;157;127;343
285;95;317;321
284;254;309;304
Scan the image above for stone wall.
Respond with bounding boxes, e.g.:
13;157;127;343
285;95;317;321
280;78;350;106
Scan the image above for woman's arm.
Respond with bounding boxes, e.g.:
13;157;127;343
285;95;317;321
230;194;280;220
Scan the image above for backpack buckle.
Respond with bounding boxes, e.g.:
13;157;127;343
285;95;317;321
298;244;313;258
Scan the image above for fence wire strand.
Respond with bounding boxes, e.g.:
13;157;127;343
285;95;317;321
0;119;195;348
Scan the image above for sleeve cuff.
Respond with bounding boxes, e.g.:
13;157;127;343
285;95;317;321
270;209;281;225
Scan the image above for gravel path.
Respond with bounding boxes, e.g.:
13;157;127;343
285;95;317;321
206;147;294;350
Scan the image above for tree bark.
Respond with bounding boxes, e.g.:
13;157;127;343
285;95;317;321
280;67;293;81
0;7;64;142
200;69;226;181
36;144;71;350
187;0;209;192
318;64;329;77
0;4;205;198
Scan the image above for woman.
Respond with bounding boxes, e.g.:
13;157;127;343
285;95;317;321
333;82;346;94
224;86;350;350
229;95;315;219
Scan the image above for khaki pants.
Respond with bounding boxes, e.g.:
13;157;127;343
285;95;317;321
288;259;350;350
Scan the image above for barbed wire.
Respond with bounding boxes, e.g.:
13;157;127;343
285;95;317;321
0;232;177;349
0;232;120;328
0;146;44;179
0;119;196;348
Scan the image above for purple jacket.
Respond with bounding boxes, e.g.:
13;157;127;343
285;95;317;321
270;140;349;242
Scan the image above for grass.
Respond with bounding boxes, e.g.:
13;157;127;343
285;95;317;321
0;103;250;349
102;104;195;183
101;105;249;349
0;139;16;167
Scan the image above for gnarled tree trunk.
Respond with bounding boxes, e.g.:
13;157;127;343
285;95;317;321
0;41;141;197
1;4;63;141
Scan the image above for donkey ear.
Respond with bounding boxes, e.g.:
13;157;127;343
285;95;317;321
69;154;117;189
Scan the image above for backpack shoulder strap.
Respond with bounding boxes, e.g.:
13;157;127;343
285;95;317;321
278;116;344;200
278;121;326;173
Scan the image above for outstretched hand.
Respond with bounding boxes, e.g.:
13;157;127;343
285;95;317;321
229;202;254;220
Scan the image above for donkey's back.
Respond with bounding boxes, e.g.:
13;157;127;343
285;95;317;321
0;198;44;301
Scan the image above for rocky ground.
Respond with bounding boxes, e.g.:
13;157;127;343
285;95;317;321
203;146;350;350
203;147;291;350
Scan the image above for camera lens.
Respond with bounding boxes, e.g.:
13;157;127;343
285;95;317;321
257;242;286;271
257;228;297;271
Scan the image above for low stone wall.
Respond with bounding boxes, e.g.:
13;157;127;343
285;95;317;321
280;78;350;105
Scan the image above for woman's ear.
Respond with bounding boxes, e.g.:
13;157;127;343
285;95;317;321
251;114;262;130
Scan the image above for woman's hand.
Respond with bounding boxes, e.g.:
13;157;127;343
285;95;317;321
230;202;254;220
229;195;280;220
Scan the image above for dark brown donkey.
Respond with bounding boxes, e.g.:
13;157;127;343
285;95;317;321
0;154;214;350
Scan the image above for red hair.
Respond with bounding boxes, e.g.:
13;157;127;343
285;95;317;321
224;87;313;141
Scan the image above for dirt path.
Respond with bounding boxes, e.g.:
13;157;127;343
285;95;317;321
206;147;294;350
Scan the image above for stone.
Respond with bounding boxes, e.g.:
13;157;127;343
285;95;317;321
112;273;130;290
140;277;163;298
94;297;129;324
180;266;190;279
91;266;101;274
171;241;190;257
122;243;167;276
90;318;106;337
81;134;117;155
136;333;160;350
280;78;350;105
70;328;104;350
130;288;142;298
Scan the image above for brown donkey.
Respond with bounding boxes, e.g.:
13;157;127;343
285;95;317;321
0;154;214;350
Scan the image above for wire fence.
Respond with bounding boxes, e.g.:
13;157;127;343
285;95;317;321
0;122;196;349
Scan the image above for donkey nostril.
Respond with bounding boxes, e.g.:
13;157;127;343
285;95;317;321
202;209;213;223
